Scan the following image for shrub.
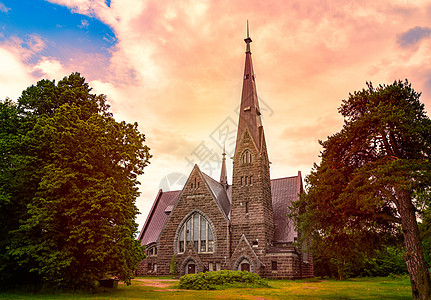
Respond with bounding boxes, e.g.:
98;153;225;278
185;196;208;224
178;270;269;290
170;255;177;276
360;246;407;277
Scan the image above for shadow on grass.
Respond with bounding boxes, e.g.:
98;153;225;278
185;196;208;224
0;276;412;300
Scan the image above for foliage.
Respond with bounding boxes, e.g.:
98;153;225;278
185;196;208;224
0;73;150;289
178;270;268;290
418;191;431;267
311;230;406;279
291;80;431;298
170;255;177;276
360;246;408;277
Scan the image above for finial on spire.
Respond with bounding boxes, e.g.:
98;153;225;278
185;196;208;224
244;20;252;53
220;145;228;187
247;20;250;38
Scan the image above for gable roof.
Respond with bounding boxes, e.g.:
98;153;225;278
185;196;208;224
138;189;181;246
138;172;302;246
201;172;231;220
271;172;303;242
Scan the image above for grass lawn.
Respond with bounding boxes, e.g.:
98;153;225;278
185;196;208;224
0;276;412;299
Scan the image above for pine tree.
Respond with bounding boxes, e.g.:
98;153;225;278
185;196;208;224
292;80;431;299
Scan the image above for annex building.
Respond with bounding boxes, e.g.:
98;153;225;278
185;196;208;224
136;28;314;279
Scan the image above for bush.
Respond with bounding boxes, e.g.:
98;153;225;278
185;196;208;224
360;246;407;277
178;270;269;290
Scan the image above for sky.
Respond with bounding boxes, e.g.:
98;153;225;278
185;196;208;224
1;0;431;230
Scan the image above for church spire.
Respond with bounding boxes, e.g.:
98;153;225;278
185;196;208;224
220;145;228;186
235;21;264;154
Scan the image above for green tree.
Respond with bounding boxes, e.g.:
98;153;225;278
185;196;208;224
292;80;431;299
170;255;177;276
418;190;431;267
0;98;44;284
0;73;150;289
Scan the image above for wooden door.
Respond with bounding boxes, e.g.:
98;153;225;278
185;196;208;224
187;263;196;274
241;263;250;272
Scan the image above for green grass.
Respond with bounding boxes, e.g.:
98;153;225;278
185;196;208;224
0;276;412;299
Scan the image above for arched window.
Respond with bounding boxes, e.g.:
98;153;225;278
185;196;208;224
147;243;157;256
241;150;253;164
178;213;214;253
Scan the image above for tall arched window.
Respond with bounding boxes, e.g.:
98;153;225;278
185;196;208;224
241;150;253;164
178;213;214;253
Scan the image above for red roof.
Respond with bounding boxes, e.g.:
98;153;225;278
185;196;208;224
138;189;181;246
271;173;302;242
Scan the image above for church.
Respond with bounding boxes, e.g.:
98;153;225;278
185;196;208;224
136;27;314;279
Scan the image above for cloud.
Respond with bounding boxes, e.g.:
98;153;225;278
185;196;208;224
32;58;64;79
4;0;431;227
79;19;89;28
27;34;46;53
0;47;36;99
1;34;46;62
397;26;431;48
0;2;10;13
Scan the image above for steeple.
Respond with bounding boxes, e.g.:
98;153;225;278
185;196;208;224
220;145;228;186
235;21;264;154
231;22;273;254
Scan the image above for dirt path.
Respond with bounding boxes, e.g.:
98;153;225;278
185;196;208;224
134;278;180;291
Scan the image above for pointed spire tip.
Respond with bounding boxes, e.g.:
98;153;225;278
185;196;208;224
247;20;250;38
244;20;252;53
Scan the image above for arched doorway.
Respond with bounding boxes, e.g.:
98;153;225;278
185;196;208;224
233;256;255;273
187;263;196;274
181;257;199;275
240;262;250;272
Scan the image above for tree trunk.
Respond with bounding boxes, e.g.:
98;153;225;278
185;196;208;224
397;188;431;300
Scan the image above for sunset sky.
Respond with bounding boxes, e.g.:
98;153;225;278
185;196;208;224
1;0;431;229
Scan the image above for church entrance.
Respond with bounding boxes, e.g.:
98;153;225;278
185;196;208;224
187;263;196;274
240;263;250;272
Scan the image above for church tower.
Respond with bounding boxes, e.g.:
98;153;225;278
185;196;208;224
231;22;274;255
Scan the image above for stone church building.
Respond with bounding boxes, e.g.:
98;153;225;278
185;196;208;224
136;28;313;279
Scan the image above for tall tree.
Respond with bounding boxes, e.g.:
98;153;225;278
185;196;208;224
292;80;431;299
0;73;150;289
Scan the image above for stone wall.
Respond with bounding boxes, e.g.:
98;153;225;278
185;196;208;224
140;166;230;276
231;130;274;257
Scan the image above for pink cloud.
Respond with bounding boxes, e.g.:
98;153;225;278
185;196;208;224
4;0;431;226
0;2;10;13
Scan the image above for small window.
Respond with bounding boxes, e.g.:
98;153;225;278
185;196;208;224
148;263;152;270
241;176;244;186
216;262;221;271
252;241;258;247
153;263;157;272
250;176;253;185
245;176;248;185
209;263;214;271
241;150;253;165
191;183;193;189
198;181;200;188
245;202;249;214
272;261;277;270
244;74;250;79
